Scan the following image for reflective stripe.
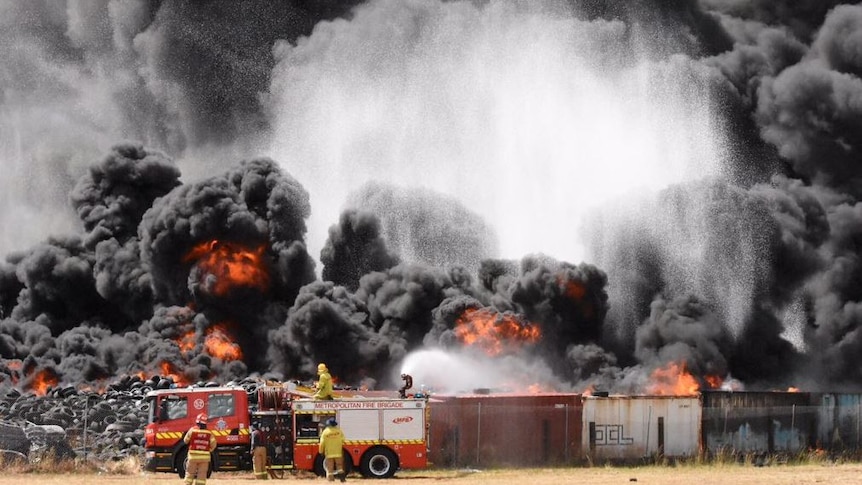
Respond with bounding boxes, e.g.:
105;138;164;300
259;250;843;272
161;428;248;439
297;438;424;445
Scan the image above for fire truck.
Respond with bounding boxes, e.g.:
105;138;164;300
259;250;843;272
142;383;429;479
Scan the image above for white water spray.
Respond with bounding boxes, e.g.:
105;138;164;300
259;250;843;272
399;348;560;394
268;0;726;265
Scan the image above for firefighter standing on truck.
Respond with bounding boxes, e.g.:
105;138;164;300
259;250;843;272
183;413;216;485
250;422;268;480
314;363;334;400
319;418;346;482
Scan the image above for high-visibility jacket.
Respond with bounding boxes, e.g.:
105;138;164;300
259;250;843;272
184;427;217;461
314;372;333;400
319;426;344;458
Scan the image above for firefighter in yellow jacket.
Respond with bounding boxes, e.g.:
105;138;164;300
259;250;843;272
183;413;217;485
319;418;346;482
314;363;334;400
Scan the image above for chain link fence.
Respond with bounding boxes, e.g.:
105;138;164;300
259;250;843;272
0;386;148;466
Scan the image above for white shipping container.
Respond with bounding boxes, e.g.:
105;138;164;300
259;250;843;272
582;395;701;461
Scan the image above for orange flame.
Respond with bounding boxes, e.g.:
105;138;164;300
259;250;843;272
526;383;547;394
204;324;243;362
455;308;540;356
159;361;189;387
564;280;585;299
5;359;22;385
27;368;59;396
704;374;724;389
176;330;197;353
183;240;270;296
647;362;700;396
787;386;800;393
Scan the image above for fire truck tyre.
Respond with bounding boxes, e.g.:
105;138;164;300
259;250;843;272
360;447;398;479
176;448;188;479
313;453;326;477
315;451;353;478
342;450;353;475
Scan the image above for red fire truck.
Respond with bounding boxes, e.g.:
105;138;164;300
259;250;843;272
142;383;429;479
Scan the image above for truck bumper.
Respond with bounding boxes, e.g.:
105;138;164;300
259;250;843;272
144;449;175;473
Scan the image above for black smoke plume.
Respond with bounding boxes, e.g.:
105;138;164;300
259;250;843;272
2;1;862;397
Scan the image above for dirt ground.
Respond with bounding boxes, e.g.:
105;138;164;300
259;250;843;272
1;464;861;485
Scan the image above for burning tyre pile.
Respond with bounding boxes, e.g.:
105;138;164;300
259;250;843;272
0;375;166;466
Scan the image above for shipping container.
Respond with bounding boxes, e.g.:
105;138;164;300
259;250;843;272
812;393;862;451
581;395;701;462
701;391;814;454
428;393;582;467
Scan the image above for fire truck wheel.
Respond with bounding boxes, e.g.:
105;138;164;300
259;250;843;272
313;450;353;478
313;454;326;477
342;450;353;475
176;448;213;479
175;448;188;479
360;447;398;479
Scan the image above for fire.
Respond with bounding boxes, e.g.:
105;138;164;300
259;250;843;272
526;383;549;394
704;374;724;389
176;329;197;353
563;280;585;299
647;362;700;396
5;359;22;385
183;239;270;296
204;324;243;362
787;386;800;393
26;368;59;396
455;308;540;356
159;361;189;387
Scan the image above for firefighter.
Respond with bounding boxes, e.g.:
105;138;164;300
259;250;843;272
314;363;334;400
182;413;216;485
250;422;268;480
319;418;346;482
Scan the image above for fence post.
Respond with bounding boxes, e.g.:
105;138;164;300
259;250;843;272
82;394;97;462
476;402;481;465
564;403;569;462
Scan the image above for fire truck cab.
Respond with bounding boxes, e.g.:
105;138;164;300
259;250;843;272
143;386;262;476
142;384;429;479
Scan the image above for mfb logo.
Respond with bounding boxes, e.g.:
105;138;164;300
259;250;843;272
392;416;414;424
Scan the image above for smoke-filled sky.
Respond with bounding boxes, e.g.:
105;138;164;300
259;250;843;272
1;0;861;395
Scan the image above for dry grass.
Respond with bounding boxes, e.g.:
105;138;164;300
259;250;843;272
0;453;142;475
0;462;861;485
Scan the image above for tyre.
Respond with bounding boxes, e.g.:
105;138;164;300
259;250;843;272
315;450;353;478
360;447;398;479
313;453;326;477
342;451;353;476
175;448;188;479
177;448;214;479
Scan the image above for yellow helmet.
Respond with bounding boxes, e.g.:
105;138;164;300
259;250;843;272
317;363;328;374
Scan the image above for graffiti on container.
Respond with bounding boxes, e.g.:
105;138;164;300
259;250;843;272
595;424;634;445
